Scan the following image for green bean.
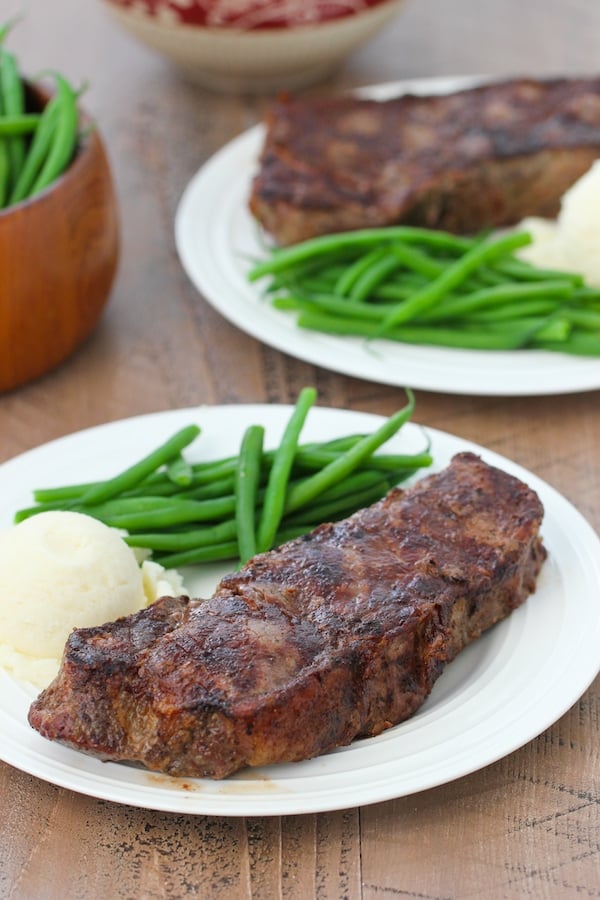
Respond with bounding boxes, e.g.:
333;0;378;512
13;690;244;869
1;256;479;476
334;247;388;296
296;311;530;349
533;331;600;355
248;227;474;281
494;257;584;285
154;541;240;569
256;386;317;552
418;279;575;323
263;255;351;295
29;73;78;197
293;449;433;473
561;308;600;330
166;455;193;486
271;526;318;545
530;316;571;342
9;94;60;203
472;265;507;286
0;48;25;189
80;495;190;516
124;519;239;552
184;458;241;484
376;231;533;335
468;299;561;322
572;286;600;304
14;499;79;523
299;468;394;503
311;263;350;284
349;252;405;302
273;292;387;321
0;113;41;135
299;434;365;454
288;467;418;514
294;275;346;294
387;241;445;280
78;424;201;506
175;474;236;501
371;283;418;302
283;481;392;528
32;472;185;503
284;391;415;514
235;424;264;564
32;481;97;503
93;495;237;531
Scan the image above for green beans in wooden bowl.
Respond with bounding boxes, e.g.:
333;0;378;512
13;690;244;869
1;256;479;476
0;33;120;393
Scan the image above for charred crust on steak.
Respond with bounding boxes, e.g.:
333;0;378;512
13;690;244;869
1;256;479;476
249;77;600;244
28;452;547;778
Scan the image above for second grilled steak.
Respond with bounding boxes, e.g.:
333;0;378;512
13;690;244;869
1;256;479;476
249;77;600;244
28;452;546;778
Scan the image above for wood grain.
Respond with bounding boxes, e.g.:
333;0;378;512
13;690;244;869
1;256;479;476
0;1;598;898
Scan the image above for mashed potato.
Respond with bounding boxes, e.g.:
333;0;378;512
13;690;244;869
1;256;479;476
0;511;185;688
518;159;600;286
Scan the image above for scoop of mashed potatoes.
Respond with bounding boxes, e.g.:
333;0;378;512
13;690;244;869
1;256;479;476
0;511;185;688
518;159;600;286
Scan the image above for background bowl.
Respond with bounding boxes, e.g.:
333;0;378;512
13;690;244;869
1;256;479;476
0;86;120;394
101;0;407;93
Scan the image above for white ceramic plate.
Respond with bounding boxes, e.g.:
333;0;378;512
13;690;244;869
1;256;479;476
1;404;599;816
174;76;600;397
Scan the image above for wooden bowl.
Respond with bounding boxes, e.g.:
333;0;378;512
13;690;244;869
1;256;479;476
0;86;120;393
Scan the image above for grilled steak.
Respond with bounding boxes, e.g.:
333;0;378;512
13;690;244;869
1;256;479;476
249;77;600;245
28;452;546;778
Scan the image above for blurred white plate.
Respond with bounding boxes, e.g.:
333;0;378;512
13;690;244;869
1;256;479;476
175;76;600;396
1;404;599;816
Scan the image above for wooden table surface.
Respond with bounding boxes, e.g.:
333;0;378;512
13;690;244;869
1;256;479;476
1;1;599;897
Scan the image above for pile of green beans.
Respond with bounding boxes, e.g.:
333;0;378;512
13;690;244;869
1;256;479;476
248;227;600;356
15;388;432;568
0;22;80;209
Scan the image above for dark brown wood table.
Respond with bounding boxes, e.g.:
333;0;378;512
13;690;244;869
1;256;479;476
1;1;599;896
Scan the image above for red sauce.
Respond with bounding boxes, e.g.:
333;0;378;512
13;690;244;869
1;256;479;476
106;0;394;30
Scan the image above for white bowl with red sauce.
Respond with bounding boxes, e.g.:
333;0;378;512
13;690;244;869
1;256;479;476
101;0;406;93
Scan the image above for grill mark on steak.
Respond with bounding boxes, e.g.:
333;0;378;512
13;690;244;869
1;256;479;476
28;452;547;778
249;77;600;245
